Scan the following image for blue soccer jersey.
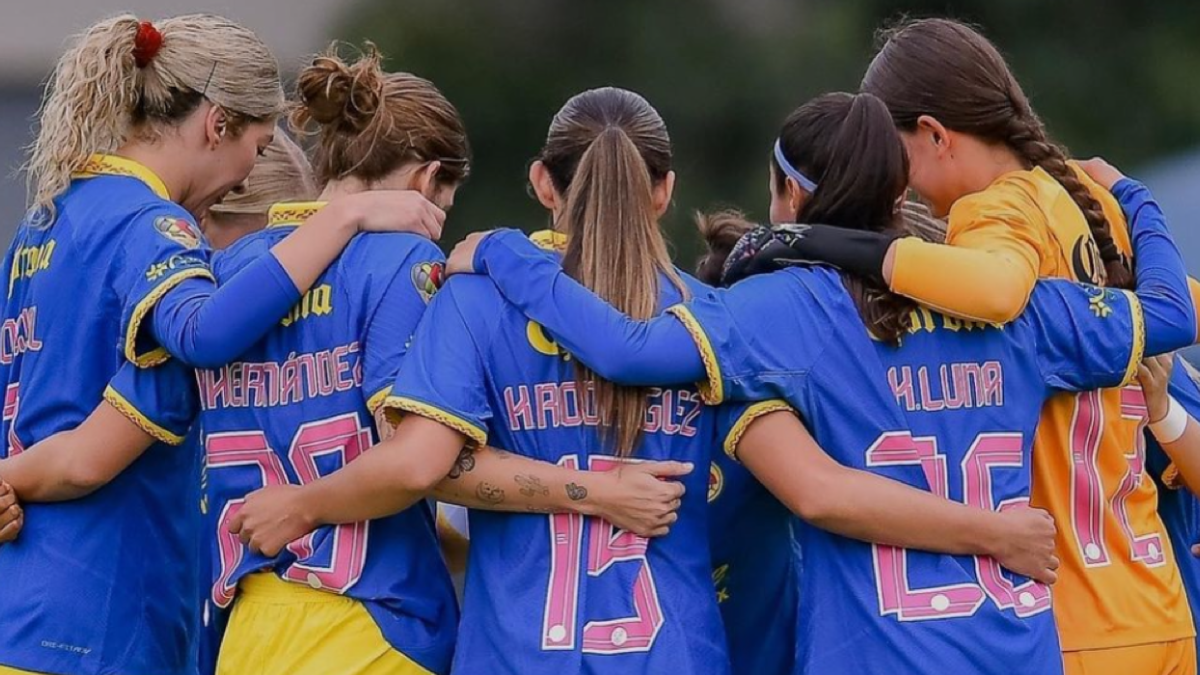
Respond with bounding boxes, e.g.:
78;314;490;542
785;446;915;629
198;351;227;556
1147;356;1200;651
707;423;797;675
673;266;1147;674
196;202;458;674
0;157;206;675
387;242;733;675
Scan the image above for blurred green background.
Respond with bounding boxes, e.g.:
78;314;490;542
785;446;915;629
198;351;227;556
338;0;1200;267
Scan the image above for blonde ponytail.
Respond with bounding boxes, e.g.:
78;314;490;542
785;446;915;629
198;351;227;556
25;14;284;220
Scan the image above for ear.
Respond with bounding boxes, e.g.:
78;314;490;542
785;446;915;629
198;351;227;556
916;115;952;159
785;177;807;217
411;161;441;198
528;161;559;212
204;104;228;149
652;170;676;218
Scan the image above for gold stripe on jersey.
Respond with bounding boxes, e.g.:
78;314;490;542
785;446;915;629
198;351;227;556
267;201;329;228
722;399;795;461
384;396;487;446
367;386;392;415
1119;289;1145;387
104;385;185;445
74;154;171;199
666;304;724;405
529;229;568;253
126;267;216;368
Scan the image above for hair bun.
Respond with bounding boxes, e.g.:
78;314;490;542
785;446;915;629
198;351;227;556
295;44;384;132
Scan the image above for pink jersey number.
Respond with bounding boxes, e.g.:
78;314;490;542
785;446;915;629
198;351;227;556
206;414;372;608
1069;388;1165;568
543;455;665;654
2;383;22;456
866;430;1050;621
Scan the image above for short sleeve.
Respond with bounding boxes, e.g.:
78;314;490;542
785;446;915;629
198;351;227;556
103;359;199;446
117;205;214;367
667;270;834;405
1026;279;1142;392
713;400;796;461
384;279;492;446
361;240;447;415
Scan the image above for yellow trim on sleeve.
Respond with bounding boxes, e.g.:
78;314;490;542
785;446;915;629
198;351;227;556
529;229;569;253
266;201;329;228
74;154;171;199
1119;290;1145;387
1162;463;1184;491
384;395;488;446
103;385;185;446
666;304;725;405
367;386;392;415
722;400;795;461
125;267;216;368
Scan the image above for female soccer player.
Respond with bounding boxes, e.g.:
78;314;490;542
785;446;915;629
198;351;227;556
1140;353;1200;666
733;19;1198;674
0;16;443;675
438;91;1194;674
232;87;1071;674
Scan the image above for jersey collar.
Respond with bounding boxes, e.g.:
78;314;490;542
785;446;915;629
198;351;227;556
267;201;329;228
530;229;568;252
74;154;171;200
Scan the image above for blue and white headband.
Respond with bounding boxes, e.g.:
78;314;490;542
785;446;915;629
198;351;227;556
773;139;819;193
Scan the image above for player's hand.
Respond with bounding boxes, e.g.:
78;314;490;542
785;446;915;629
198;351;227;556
342;190;446;241
227;485;316;557
446;231;494;276
0;482;23;545
990;505;1059;585
1077;157;1126;191
1139;354;1175;424
591;461;693;537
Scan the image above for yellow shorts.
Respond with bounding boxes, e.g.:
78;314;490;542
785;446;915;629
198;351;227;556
216;573;433;675
1064;639;1197;675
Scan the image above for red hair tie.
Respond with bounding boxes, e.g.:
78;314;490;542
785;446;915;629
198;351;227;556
133;21;163;68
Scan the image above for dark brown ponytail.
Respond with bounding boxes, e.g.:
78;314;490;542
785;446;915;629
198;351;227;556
862;18;1132;288
772;92;916;342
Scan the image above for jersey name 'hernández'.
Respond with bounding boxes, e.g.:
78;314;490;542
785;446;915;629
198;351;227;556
197;202;457;674
674;265;1146;675
387;232;748;675
0;155;201;675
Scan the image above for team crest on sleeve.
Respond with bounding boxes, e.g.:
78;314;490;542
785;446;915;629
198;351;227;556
708;462;724;502
153;216;202;250
411;261;445;303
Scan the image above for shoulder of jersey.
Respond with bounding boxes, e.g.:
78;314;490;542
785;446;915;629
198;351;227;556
213;231;277;278
949;169;1050;219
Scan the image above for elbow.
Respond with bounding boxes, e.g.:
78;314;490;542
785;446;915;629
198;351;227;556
786;470;843;527
974;283;1029;324
61;463;115;498
397;457;450;496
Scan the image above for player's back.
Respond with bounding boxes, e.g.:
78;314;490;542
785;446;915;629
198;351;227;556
707;450;797;674
422;270;728;675
0;166;203;675
198;203;457;673
683;266;1145;674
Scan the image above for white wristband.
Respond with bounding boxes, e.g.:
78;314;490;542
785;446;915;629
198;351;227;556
1150;396;1190;444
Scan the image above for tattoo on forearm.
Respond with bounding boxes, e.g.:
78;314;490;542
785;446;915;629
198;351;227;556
448;447;476;480
515;474;550;498
476;482;506;505
565;482;588;501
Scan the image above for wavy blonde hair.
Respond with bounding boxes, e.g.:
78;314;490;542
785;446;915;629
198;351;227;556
25;14;285;219
208;132;316;217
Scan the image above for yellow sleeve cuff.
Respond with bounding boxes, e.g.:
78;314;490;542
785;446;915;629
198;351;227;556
103;385;185;446
125;267;215;368
666;304;724;405
722;400;795;461
383;395;488;446
1118;290;1145;388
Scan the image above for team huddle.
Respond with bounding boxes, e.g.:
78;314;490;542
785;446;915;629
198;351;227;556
0;10;1198;675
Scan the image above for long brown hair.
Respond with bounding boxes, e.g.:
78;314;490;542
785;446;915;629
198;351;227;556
765;92;915;341
26;14;284;219
537;87;688;457
862;18;1132;289
291;44;470;186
